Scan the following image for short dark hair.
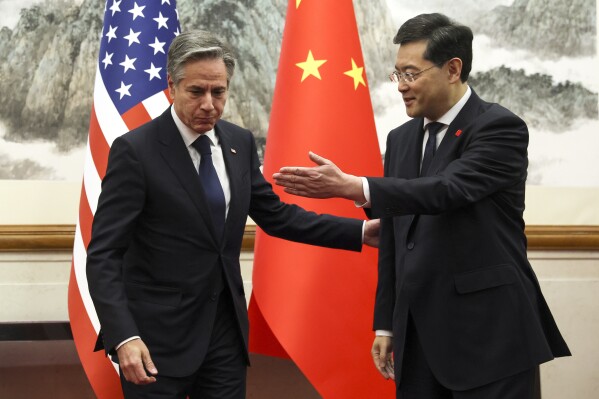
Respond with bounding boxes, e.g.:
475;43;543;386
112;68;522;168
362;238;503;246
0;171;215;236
393;13;473;82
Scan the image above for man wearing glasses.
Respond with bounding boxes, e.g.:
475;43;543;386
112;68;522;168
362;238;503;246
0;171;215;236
273;13;570;399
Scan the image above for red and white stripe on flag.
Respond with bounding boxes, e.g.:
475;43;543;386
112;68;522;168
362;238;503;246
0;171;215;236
68;1;180;397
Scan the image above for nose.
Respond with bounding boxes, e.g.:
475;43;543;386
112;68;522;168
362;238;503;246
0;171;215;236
199;93;215;111
397;80;409;93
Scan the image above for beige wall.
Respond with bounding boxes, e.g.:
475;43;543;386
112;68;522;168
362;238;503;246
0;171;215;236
0;248;597;398
529;250;599;398
2;181;599;225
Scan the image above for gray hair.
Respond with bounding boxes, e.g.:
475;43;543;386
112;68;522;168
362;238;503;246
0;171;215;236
167;30;237;86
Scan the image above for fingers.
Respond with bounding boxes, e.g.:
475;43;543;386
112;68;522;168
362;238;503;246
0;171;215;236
272;152;347;199
384;356;395;381
276;151;332;175
308;151;332;166
373;346;389;379
276;166;317;177
272;172;308;193
128;360;157;385
282;187;317;198
142;353;158;376
372;337;394;381
117;339;158;385
273;169;330;199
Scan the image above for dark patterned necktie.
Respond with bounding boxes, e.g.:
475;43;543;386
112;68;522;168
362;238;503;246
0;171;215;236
420;122;444;176
192;135;226;239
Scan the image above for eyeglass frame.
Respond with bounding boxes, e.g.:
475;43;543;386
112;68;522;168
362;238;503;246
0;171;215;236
389;62;444;84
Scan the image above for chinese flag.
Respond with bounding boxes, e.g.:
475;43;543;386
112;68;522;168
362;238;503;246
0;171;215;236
249;0;392;397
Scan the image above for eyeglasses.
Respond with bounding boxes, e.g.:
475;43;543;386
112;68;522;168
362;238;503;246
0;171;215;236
389;64;438;84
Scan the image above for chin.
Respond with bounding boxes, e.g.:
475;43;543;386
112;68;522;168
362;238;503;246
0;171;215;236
406;107;424;118
193;124;215;134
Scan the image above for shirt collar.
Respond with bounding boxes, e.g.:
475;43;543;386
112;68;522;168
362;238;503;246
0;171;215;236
170;105;219;147
424;85;472;129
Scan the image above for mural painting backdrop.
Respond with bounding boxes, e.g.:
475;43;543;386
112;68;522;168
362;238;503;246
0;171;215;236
0;0;597;187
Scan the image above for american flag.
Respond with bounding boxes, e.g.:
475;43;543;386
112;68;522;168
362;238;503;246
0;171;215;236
68;1;180;397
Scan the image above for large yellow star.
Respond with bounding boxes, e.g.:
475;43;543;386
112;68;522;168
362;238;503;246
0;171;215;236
343;58;366;90
296;50;327;82
296;0;301;8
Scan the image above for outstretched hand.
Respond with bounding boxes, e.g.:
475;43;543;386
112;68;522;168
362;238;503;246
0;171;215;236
273;152;365;202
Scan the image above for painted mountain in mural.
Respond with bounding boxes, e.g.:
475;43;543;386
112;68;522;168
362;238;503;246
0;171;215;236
0;0;395;153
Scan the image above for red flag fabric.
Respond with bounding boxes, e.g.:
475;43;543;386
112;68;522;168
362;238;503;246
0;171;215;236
68;1;180;397
249;0;392;397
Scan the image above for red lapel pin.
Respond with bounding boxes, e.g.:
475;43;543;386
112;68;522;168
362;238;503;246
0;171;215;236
455;129;463;137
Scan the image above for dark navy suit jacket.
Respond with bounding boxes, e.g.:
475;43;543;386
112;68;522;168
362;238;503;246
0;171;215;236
87;107;363;377
368;90;570;390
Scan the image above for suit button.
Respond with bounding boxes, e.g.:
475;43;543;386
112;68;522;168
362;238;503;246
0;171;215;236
407;242;415;250
210;293;217;301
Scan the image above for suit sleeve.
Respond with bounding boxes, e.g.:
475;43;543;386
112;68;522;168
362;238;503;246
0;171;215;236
246;134;363;251
367;110;528;219
373;138;396;330
86;136;145;353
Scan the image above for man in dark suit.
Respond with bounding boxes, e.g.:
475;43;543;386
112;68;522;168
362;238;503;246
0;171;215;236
86;30;379;399
273;13;570;399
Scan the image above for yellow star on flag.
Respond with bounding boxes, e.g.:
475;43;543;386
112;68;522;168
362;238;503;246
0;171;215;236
296;50;327;82
296;0;302;8
343;58;366;90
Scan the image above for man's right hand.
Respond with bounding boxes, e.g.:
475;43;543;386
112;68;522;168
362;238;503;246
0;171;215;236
273;151;366;202
372;336;395;380
116;338;158;385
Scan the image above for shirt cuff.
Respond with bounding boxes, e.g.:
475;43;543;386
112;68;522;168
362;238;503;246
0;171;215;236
361;221;365;244
375;330;393;337
354;177;371;208
115;336;141;350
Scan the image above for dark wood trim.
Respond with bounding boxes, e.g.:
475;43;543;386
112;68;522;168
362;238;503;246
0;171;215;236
0;224;258;252
0;322;72;341
0;224;598;252
242;224;257;251
0;225;76;251
525;225;599;250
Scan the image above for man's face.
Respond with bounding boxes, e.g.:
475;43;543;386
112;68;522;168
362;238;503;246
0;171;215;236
394;40;449;121
168;58;228;134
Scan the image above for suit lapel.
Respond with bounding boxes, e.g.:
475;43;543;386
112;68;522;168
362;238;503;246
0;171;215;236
215;122;242;238
407;91;483;236
398;118;425;179
401;119;426;239
427;90;482;176
156;109;219;246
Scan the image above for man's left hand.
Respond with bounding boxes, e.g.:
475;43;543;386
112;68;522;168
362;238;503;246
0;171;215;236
364;219;380;248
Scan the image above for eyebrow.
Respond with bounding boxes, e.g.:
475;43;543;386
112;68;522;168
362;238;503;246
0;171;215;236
186;84;227;90
395;64;420;72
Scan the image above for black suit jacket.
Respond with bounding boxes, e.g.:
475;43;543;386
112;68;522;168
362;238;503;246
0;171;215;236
367;90;570;390
86;107;363;377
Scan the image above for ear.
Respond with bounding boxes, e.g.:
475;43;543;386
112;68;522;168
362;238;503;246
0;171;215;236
446;58;463;83
167;74;175;100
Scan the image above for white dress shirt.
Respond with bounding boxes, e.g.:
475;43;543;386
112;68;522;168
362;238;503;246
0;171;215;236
171;106;231;217
116;107;233;351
